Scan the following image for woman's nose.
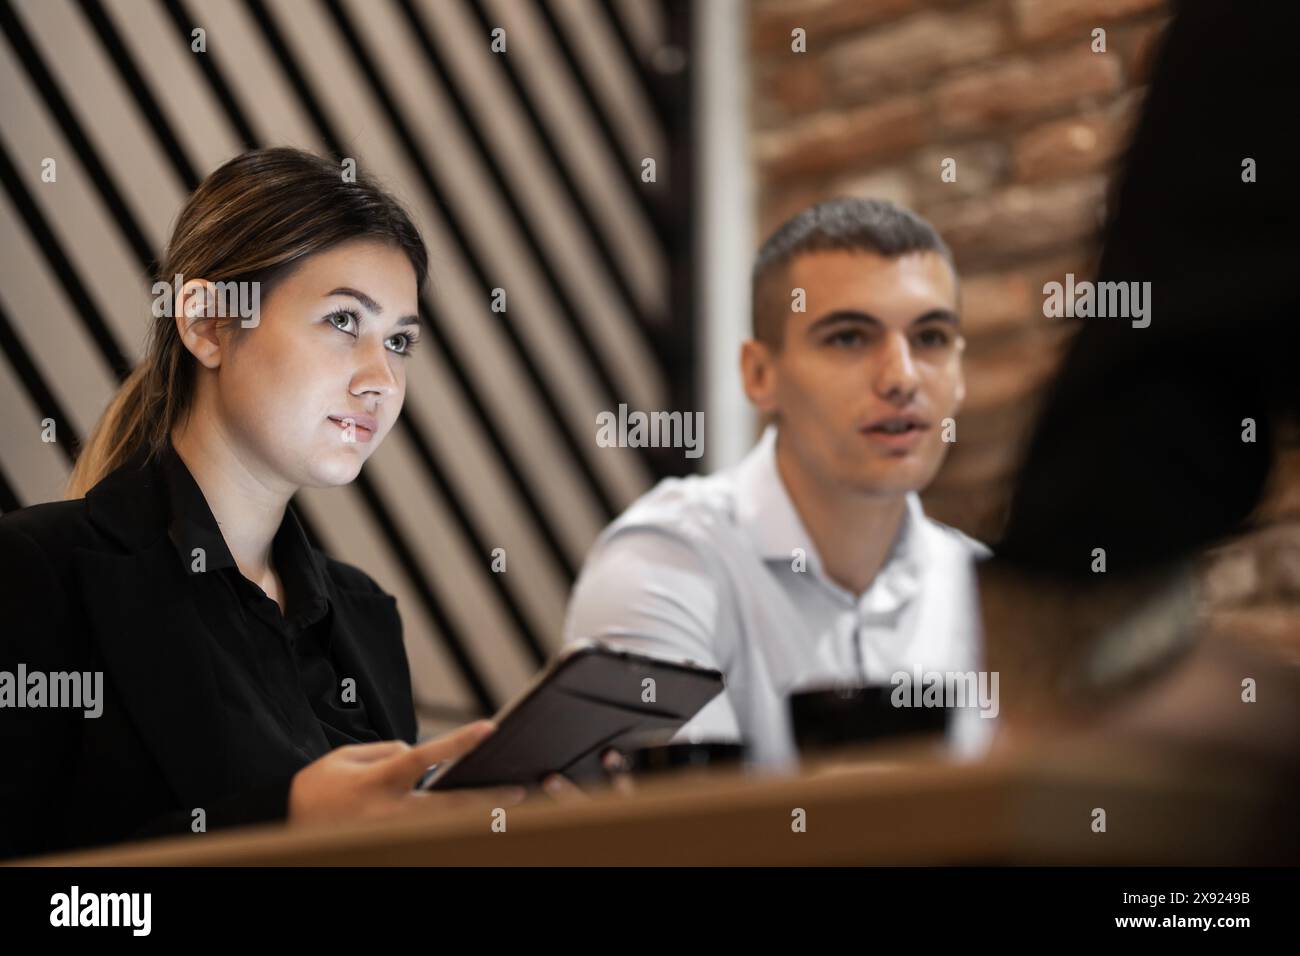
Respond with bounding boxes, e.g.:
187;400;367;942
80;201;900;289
353;340;400;399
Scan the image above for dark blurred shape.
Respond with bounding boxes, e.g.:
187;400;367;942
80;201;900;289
621;741;746;777
789;685;948;753
994;0;1300;582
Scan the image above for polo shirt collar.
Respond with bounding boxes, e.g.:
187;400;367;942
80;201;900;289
733;424;926;609
734;424;818;564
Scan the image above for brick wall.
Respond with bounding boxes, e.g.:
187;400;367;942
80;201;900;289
748;0;1300;662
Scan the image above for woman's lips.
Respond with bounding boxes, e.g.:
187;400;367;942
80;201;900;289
328;415;375;443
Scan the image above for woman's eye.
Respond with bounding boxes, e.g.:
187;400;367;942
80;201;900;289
328;310;358;334
385;333;419;355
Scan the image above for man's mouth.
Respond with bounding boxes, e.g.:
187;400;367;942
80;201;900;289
861;415;929;450
868;419;923;435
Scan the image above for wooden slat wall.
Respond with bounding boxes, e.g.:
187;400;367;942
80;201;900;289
0;0;695;737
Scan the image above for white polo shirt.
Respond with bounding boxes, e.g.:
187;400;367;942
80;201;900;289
563;424;996;771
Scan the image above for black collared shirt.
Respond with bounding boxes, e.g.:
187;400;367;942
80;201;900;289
158;438;381;767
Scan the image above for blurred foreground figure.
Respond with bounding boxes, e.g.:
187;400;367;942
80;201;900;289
982;0;1300;773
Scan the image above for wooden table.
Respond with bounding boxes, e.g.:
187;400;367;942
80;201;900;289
18;733;1297;866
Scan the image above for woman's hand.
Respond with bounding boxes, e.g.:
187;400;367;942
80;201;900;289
287;720;526;826
533;749;637;801
600;748;638;796
539;773;590;802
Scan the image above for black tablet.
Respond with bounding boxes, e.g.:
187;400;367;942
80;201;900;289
417;641;725;790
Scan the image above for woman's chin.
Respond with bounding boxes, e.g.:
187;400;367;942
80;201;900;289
305;454;366;488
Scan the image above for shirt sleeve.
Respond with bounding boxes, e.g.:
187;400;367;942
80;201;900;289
563;526;742;743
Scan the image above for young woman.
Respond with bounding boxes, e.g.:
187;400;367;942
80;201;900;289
0;148;568;860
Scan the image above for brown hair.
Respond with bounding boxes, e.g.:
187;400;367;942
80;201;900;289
751;197;955;348
65;147;428;499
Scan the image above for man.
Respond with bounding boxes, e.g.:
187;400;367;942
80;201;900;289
564;197;993;770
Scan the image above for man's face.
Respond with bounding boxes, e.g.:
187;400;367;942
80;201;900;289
743;249;964;496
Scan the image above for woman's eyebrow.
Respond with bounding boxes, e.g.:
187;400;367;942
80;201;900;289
326;286;382;313
327;287;419;327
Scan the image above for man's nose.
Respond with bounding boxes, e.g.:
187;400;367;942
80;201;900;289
873;331;920;403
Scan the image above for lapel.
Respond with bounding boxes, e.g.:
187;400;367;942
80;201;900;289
74;535;254;807
71;445;413;809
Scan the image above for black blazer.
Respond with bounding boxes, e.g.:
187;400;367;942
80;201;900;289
0;445;417;860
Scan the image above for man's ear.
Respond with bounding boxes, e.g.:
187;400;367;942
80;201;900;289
741;338;779;415
174;278;224;370
952;335;967;410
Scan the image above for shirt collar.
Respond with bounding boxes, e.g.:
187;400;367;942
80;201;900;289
158;436;331;628
733;424;817;564
732;424;926;609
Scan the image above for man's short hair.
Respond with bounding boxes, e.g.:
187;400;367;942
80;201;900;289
751;197;955;347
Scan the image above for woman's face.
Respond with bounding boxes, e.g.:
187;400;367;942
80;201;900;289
200;238;420;490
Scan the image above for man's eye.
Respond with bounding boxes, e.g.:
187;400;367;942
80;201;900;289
916;328;950;347
827;329;864;347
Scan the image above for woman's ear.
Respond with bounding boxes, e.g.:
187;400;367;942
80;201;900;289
174;278;224;369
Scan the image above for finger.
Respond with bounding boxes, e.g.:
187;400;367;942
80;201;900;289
601;750;636;796
541;774;590;803
409;720;497;766
338;740;411;764
377;720;497;786
601;749;629;774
